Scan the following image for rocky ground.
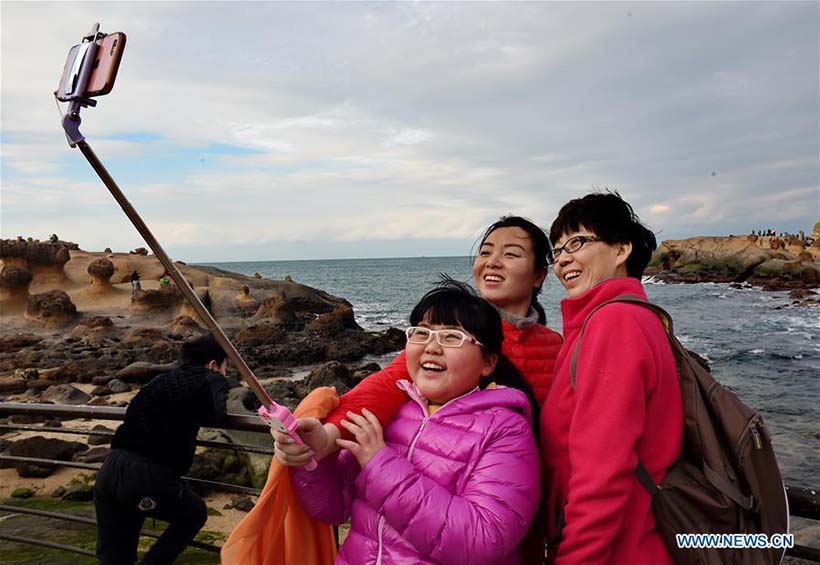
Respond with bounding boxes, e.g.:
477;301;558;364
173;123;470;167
645;234;820;306
0;237;404;554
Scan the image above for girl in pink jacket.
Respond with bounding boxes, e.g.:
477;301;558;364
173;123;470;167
276;281;541;564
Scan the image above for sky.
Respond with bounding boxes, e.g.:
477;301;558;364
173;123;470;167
1;2;818;262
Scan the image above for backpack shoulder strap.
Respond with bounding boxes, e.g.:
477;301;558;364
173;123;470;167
569;294;674;387
569;295;677;498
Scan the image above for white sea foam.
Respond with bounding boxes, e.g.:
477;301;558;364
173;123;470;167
750;349;765;355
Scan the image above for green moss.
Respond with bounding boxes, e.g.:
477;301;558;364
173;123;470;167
0;498;221;564
68;472;95;486
206;506;223;517
679;263;704;275
0;498;98;564
2;497;90;512
194;529;227;544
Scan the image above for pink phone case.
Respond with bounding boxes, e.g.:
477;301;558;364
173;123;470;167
259;404;318;471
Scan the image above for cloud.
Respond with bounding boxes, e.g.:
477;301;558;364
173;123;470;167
1;2;817;260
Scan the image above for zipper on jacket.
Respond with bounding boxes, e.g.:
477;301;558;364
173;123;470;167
751;425;763;450
738;415;764;458
375;515;385;565
407;417;428;461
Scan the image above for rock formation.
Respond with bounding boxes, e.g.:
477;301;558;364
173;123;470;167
253;292;302;329
130;287;182;315
87;258;116;294
0;238;407;424
0;266;33;314
235;285;259;316
0;238;76;284
169;315;206;337
26;290;78;327
647;235;820;291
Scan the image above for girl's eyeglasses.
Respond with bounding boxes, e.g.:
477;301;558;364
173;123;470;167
405;327;485;349
549;235;601;263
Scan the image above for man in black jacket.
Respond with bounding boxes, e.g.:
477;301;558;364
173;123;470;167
94;334;229;564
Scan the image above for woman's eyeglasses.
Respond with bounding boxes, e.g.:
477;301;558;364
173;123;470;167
405;327;485;349
549;235;601;263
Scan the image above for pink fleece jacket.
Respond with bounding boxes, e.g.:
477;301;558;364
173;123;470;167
292;381;541;564
540;277;684;564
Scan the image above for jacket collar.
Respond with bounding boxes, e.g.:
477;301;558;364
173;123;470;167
498;306;540;330
396;379;532;424
560;277;648;332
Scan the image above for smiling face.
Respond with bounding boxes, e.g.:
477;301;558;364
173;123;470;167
553;227;632;298
405;320;497;404
473;226;548;317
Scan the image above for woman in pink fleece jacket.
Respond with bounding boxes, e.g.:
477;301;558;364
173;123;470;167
275;281;541;564
541;192;684;564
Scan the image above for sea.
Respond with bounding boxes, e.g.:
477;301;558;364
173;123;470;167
203;256;819;486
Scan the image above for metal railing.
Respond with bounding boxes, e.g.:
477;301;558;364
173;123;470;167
0;402;273;559
1;402;819;561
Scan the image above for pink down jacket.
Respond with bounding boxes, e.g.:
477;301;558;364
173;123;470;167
291;380;541;564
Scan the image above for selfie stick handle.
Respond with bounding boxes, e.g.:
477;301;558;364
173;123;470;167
72;139;274;408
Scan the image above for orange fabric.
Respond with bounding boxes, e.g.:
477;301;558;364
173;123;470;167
220;387;340;565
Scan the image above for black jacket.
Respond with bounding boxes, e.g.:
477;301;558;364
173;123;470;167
112;365;228;475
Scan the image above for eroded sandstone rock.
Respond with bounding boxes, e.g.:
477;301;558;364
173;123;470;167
26;290;78;327
87;258;116;294
0;266;33;314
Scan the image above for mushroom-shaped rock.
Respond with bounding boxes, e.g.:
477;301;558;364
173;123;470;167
26;290;78;327
131;247;149;256
0;238;74;283
87;258;116;294
0;265;33;314
235;285;259;316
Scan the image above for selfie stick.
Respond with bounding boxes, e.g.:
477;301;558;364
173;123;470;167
58;24;274;408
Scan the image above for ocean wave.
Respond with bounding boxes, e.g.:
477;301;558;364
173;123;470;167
642;276;665;285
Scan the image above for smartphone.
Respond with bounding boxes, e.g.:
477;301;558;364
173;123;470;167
56;32;126;101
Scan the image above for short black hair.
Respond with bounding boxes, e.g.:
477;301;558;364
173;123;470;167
179;334;227;367
549;191;657;278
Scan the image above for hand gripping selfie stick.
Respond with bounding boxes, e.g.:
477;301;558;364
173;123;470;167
56;23;316;470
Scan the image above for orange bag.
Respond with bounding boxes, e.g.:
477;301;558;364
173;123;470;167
220;387;339;565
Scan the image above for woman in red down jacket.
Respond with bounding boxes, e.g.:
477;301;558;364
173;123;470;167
541;192;684;564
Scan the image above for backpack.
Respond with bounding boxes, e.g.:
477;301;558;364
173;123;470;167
570;295;789;565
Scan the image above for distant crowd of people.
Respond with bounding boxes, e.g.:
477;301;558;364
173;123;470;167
749;228;817;249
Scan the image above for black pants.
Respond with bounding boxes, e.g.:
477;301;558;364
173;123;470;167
94;449;207;565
